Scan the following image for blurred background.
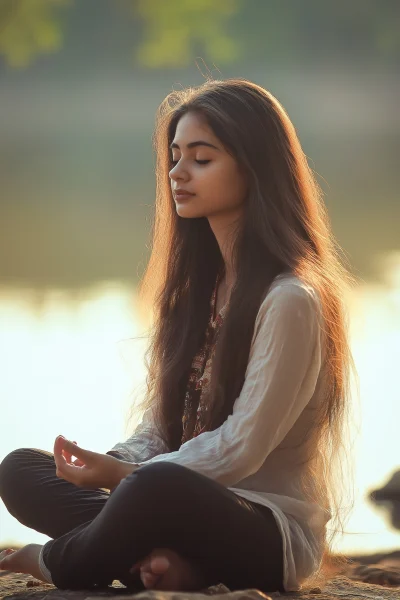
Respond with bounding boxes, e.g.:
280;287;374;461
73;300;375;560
0;0;399;558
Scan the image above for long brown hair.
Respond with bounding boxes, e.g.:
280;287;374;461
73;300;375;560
130;78;357;578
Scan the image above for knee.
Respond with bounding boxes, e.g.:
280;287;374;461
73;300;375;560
0;448;31;478
116;461;194;516
123;461;192;496
135;461;189;480
0;448;39;499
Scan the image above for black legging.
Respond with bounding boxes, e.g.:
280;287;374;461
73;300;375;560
0;448;284;592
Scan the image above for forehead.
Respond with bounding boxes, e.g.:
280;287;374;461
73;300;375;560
172;112;216;143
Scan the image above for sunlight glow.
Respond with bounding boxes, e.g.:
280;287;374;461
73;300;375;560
1;256;399;554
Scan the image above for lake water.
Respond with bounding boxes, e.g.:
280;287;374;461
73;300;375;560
1;253;399;556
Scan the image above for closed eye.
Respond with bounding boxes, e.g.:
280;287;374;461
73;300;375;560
170;159;211;166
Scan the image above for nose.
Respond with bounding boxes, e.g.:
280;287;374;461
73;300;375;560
169;163;189;183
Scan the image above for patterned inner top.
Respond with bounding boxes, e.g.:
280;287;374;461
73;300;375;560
180;274;229;444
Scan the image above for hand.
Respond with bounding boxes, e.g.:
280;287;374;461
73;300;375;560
62;440;84;467
53;435;137;490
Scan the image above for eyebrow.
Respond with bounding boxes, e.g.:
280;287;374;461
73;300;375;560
169;140;220;151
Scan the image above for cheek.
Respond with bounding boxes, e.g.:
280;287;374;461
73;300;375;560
204;164;246;207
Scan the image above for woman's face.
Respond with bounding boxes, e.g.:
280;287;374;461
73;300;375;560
169;112;248;220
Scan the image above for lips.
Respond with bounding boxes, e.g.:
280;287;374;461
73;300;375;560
174;190;195;201
175;190;195;196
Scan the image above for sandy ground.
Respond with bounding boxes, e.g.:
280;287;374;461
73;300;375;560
1;548;399;600
1;570;400;600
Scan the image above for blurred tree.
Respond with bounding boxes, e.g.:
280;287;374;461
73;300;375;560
0;0;71;68
128;0;241;68
0;0;398;70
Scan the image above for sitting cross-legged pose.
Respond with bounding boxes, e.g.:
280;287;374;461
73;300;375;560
0;78;356;593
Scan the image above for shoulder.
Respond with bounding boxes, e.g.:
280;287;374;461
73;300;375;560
256;273;323;326
249;273;326;364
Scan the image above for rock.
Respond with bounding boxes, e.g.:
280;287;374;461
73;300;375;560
369;470;400;531
349;549;400;566
348;563;400;587
370;471;400;503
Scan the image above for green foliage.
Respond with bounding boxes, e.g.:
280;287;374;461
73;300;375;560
0;0;71;68
0;0;398;70
131;0;241;68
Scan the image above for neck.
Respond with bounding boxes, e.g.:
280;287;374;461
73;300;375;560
208;209;242;291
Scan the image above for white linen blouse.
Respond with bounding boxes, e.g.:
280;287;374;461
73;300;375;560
108;273;332;591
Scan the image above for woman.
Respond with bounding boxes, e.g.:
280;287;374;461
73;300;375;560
0;78;355;593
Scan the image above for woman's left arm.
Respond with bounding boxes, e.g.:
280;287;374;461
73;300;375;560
133;283;324;487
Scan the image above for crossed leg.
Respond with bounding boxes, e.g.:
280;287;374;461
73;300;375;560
0;448;283;592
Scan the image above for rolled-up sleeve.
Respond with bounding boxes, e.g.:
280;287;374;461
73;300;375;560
135;283;323;487
106;404;169;462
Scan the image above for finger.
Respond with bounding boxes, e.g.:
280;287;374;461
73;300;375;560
58;437;93;462
53;443;81;483
53;437;94;483
55;437;90;466
71;442;85;466
62;440;77;465
54;438;80;476
67;441;79;463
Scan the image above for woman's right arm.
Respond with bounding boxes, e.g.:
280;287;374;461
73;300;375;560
106;404;169;463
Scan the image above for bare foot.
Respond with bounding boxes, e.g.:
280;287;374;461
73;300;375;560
0;548;16;568
130;547;207;591
0;544;48;583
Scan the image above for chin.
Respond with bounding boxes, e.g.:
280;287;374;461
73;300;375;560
175;205;205;218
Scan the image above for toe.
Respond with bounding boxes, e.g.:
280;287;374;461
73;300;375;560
138;550;171;590
150;555;171;574
141;571;161;589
